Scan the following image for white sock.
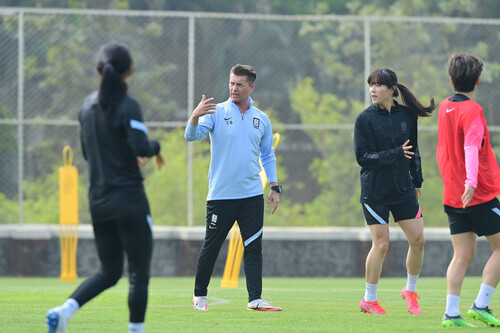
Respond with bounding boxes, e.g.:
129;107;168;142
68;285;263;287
364;283;378;302
445;294;460;317
474;283;495;309
63;298;80;319
406;273;419;292
129;322;144;333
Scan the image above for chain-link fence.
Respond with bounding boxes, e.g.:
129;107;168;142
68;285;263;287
2;8;500;226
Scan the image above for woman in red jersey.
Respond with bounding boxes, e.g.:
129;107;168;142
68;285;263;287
437;53;500;328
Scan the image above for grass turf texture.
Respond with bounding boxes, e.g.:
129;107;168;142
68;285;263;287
1;276;496;332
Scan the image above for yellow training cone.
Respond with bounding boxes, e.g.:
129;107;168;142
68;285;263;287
58;145;79;282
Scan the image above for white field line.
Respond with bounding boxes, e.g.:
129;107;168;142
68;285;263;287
75;297;232;309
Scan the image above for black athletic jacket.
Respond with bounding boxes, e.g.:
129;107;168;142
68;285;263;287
354;101;423;205
78;92;160;206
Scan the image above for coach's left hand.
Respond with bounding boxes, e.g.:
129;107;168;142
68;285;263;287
267;190;280;214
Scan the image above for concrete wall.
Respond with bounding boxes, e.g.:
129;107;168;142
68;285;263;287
0;225;492;277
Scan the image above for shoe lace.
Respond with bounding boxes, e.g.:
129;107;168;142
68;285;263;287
453;317;468;324
370;301;386;313
406;291;420;305
257;298;274;308
481;307;493;315
195;297;207;307
362;299;380;306
362;299;382;308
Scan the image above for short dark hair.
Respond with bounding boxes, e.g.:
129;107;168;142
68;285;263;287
447;53;484;93
230;64;256;85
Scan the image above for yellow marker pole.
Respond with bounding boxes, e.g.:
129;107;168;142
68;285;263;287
59;145;79;282
229;231;244;285
221;224;240;288
221;133;280;288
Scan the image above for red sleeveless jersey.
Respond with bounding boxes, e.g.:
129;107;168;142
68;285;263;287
436;97;500;208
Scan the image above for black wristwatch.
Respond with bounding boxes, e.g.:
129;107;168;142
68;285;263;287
271;185;282;193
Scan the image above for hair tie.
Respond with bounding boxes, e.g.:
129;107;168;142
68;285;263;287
103;62;114;71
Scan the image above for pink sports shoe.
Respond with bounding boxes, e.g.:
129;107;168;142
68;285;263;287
360;298;387;314
401;286;421;315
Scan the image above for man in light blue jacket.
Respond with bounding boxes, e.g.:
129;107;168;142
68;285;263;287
185;64;282;312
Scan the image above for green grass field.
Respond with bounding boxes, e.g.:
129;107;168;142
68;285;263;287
1;276;497;332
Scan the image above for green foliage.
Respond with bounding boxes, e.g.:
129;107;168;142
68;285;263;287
0;192;18;224
22;165;89;224
8;0;500;17
5;2;500;228
143;128;211;226
22;168;59;223
285;77;366;226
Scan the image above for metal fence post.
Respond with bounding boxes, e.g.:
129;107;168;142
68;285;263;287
364;17;371;108
17;10;24;224
187;14;195;227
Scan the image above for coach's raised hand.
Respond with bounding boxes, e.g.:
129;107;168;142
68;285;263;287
189;95;217;126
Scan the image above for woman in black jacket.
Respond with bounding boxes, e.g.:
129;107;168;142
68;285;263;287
46;43;164;333
354;68;434;315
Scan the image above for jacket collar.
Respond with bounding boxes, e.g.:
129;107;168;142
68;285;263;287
374;100;401;113
449;93;470;102
228;96;254;108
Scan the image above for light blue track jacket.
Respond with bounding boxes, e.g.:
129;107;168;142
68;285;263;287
185;97;277;200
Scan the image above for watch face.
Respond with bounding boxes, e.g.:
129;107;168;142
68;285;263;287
272;185;282;193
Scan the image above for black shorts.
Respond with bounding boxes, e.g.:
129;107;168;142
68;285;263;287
446;198;500;236
362;194;422;225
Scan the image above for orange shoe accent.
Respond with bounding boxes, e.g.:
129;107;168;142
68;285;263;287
401;287;421;315
360;298;387;314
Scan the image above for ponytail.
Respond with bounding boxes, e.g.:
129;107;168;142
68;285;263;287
96;43;133;115
397;83;435;117
98;63;128;114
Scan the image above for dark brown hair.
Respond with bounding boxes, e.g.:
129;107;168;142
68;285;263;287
96;43;133;114
447;52;484;93
230;64;256;85
367;68;435;117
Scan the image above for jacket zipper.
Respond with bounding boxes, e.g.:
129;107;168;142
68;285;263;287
389;110;394;144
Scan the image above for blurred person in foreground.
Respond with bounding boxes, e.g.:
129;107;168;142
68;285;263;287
354;68;435;315
185;64;282;311
46;42;164;333
437;52;500;328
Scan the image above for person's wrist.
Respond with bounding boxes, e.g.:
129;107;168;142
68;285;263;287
270;184;282;193
189;116;199;126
